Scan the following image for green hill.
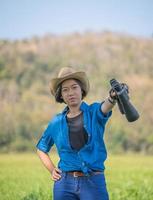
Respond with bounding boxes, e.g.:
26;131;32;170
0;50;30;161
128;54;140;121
0;32;153;153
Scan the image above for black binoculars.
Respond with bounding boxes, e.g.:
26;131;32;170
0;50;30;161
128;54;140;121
110;79;139;122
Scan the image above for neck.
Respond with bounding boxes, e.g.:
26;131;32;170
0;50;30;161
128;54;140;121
67;103;82;117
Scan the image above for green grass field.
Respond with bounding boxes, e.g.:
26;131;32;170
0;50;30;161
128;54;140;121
0;153;153;200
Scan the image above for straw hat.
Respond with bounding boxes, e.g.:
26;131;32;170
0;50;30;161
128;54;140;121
50;67;90;96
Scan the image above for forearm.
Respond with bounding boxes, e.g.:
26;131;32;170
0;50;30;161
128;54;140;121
37;149;55;173
101;97;116;114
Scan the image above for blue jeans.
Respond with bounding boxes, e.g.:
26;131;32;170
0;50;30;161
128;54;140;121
53;172;109;200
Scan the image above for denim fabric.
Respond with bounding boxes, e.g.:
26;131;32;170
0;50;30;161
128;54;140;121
53;172;109;200
36;101;112;174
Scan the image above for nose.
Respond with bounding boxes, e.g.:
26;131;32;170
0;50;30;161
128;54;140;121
68;88;74;96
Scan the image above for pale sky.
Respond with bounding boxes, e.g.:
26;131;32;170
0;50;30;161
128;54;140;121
0;0;153;40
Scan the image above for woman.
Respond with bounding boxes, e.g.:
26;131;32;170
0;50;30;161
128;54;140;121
36;67;116;200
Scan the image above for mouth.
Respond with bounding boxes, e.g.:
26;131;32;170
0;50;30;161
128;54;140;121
68;97;76;101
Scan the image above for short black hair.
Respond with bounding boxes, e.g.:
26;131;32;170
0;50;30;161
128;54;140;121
55;79;86;103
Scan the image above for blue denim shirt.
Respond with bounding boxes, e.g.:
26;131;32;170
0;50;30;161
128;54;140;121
36;101;112;174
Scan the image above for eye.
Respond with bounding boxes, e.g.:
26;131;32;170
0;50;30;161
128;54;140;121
72;85;79;89
62;88;68;93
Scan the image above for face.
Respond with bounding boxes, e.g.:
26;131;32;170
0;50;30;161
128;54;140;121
61;79;82;107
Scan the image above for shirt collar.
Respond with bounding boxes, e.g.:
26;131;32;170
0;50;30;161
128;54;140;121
62;101;88;114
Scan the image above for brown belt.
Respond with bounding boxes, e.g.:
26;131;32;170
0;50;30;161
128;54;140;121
67;171;103;177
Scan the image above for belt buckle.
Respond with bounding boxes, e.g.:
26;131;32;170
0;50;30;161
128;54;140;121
73;172;78;177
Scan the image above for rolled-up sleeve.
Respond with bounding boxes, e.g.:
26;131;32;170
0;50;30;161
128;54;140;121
96;102;112;126
36;122;54;153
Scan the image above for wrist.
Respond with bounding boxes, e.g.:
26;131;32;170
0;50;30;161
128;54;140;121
50;167;55;174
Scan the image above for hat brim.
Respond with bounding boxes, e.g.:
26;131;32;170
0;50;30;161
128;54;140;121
50;71;89;96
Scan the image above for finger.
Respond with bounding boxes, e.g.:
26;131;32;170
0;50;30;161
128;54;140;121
55;168;62;174
52;173;61;181
112;91;116;96
51;173;60;181
52;176;59;181
52;169;62;178
51;168;62;181
54;172;61;178
52;175;60;181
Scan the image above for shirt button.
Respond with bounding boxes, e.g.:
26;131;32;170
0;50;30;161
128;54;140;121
82;162;85;166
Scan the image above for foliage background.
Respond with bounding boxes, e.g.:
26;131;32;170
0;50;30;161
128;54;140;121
0;31;153;154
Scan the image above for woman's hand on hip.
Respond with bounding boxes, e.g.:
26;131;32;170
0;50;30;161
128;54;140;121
51;167;62;181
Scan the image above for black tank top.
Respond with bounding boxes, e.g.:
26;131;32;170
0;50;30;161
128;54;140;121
66;112;88;151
